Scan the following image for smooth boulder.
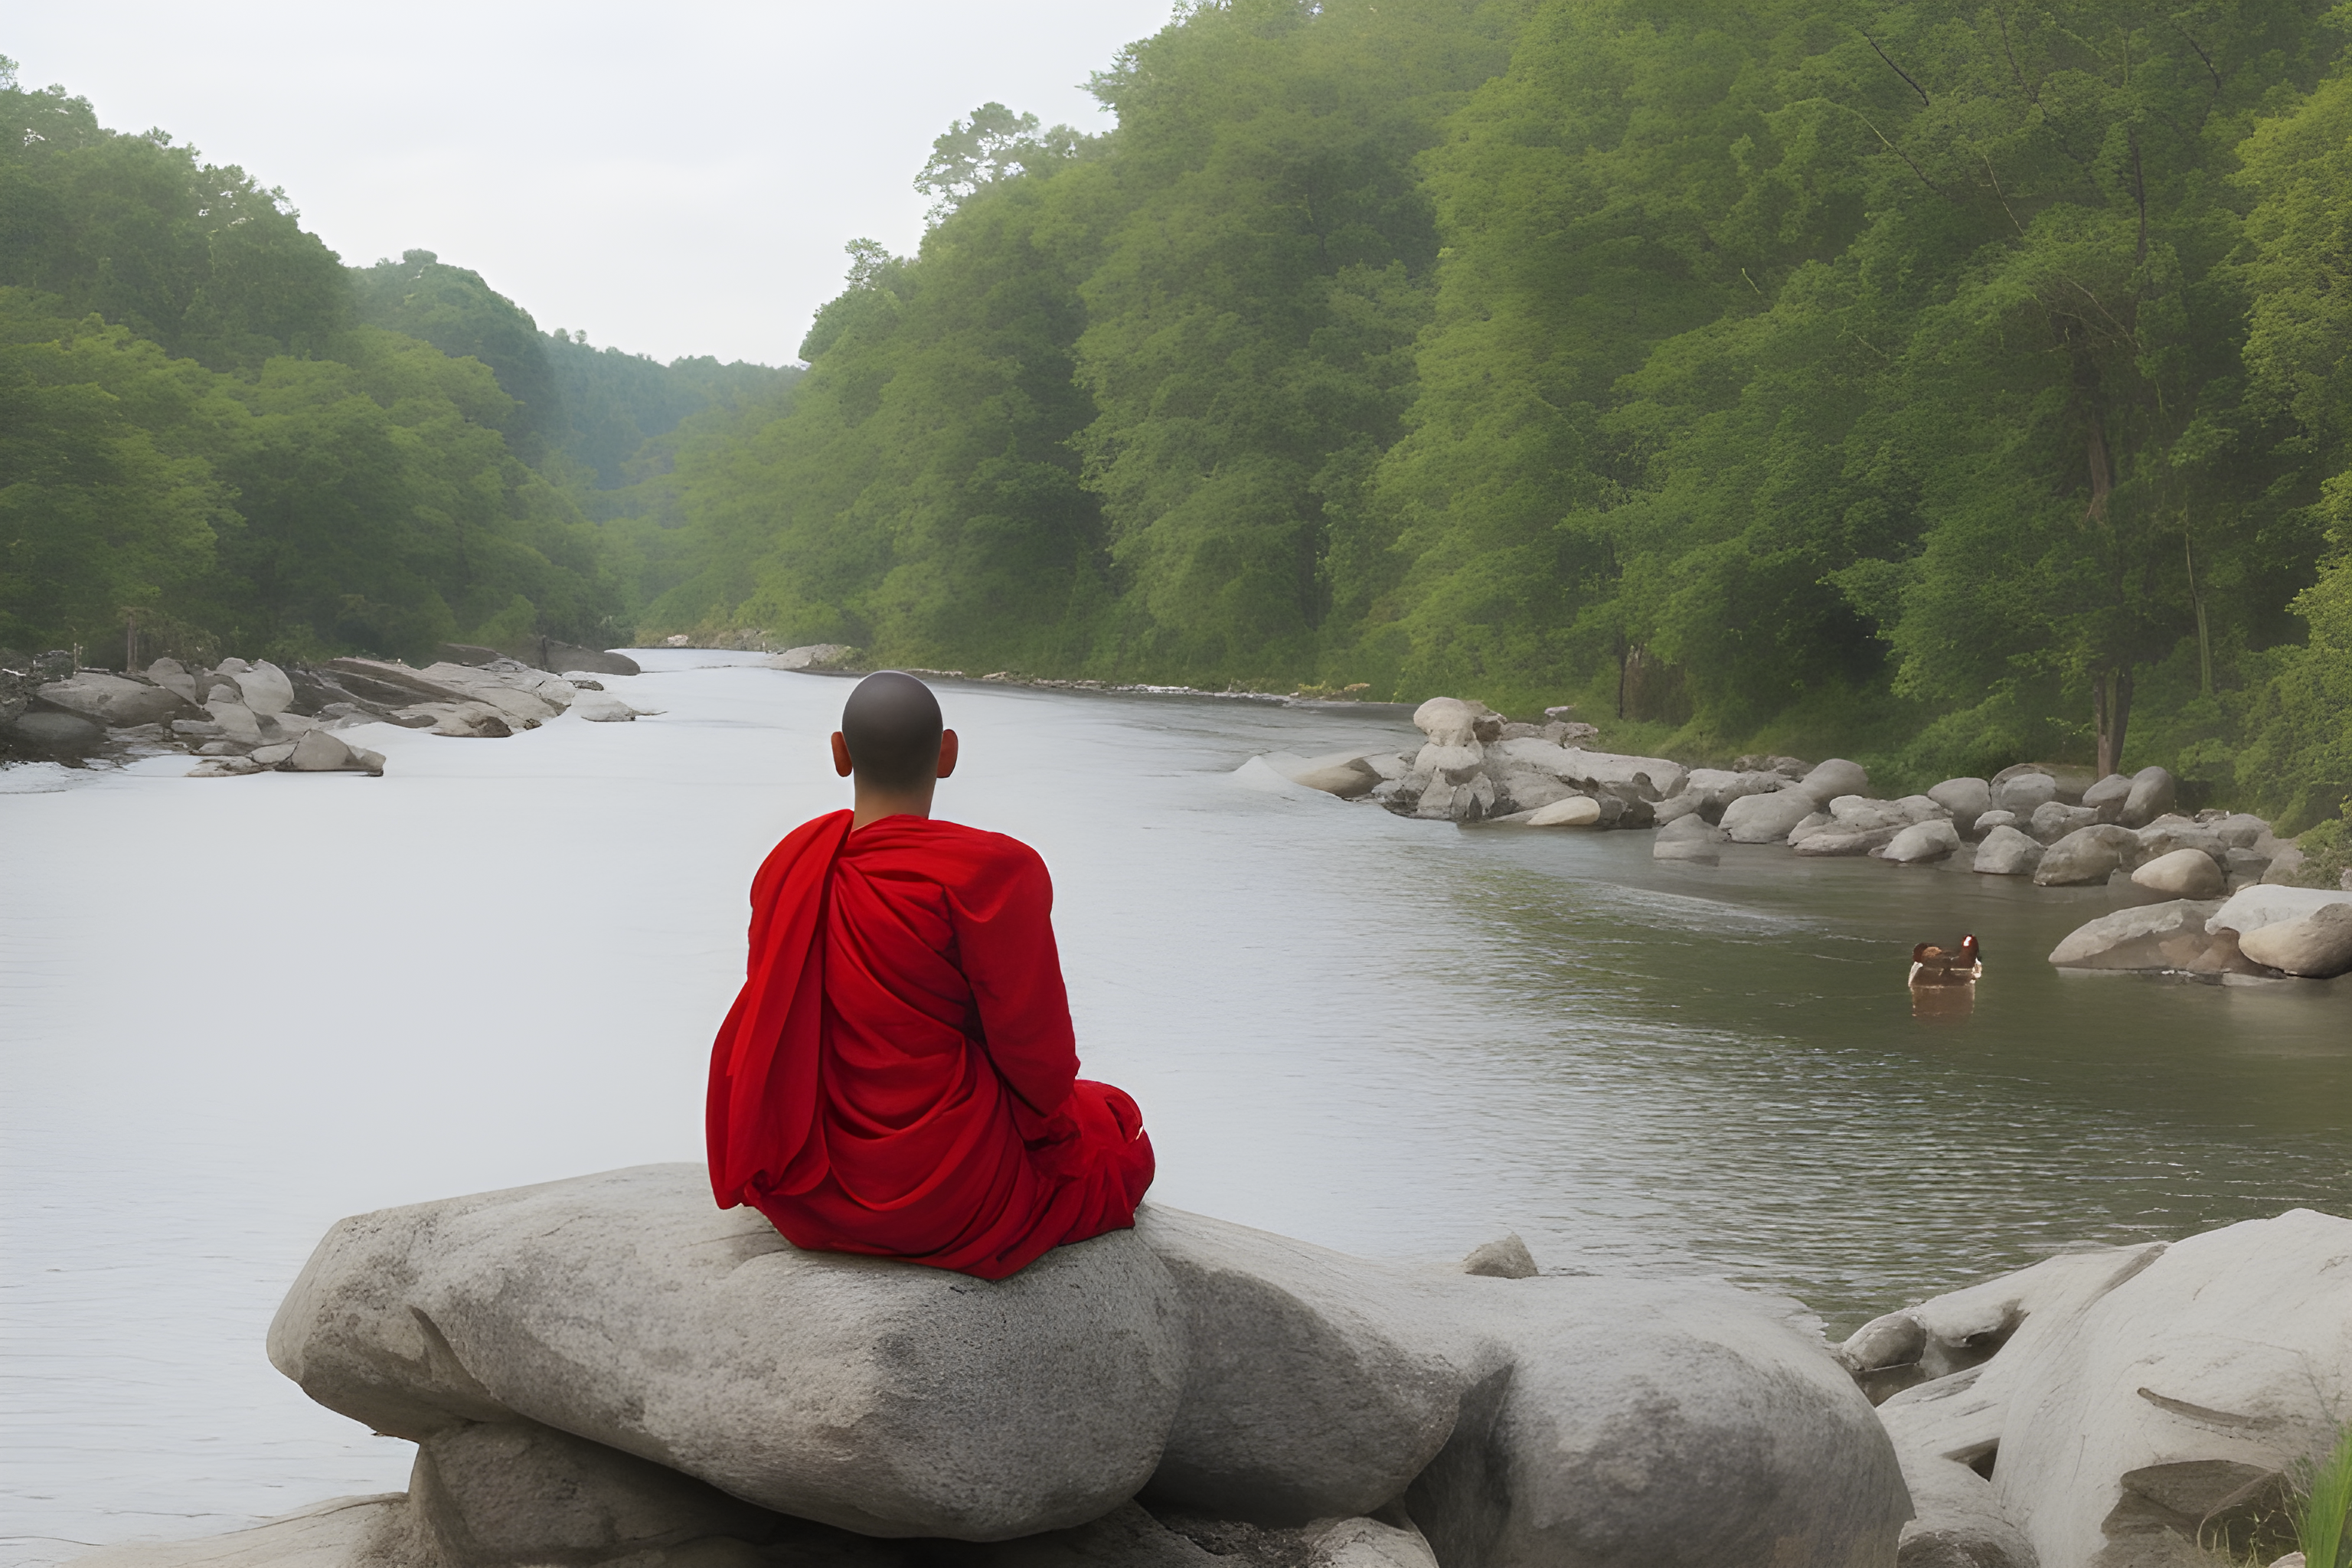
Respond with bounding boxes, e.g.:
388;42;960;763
1926;777;1991;836
36;671;192;728
2032;825;2138;887
1797;758;1869;803
2047;900;2220;971
267;1165;1189;1540
1720;788;1818;843
1991;771;2058;817
2207;884;2352;937
2130;846;2224;900
2120;765;2176;828
1524;795;1599;827
2080;771;2133;822
2237;903;2352;978
5;708;104;751
2027;800;2097;843
1881;818;1962;864
1970;825;2043;877
233;661;296;715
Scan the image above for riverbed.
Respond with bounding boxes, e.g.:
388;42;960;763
4;652;2347;1563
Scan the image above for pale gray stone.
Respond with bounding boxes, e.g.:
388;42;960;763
1883;819;1962;864
288;730;359;773
2211;812;2275;849
2082;772;2133;822
1788;811;1833;844
2032;825;2139;886
208;699;263;744
145;658;199;702
2131;848;2224;900
1928;777;1992;835
1413;741;1484;786
765;644;855;671
1990;1211;2352;1568
1720;787;1819;843
2135;817;2225;862
1522;795;1599;827
1652;837;1721;864
37;671;193;728
2121;765;2176;828
1411;697;1481;746
6;709;103;750
2028;801;2098;842
1971;825;2043;877
1972;809;2019;835
251;743;297;768
269;1165;1187;1540
1460;1235;1537;1279
2260;845;2308;885
2238;904;2352;978
234;661;296;715
2207;884;2352;936
1795;825;1900;857
1991;771;2059;817
1678;768;1783;820
187;756;264;777
1798;758;1869;802
1650;792;1702;827
1829;795;1926;832
2047;900;2221;970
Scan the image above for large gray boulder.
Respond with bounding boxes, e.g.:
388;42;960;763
1797;758;1869;803
2210;812;2275;850
2026;801;2097;843
1971;826;2043;877
261;1168;1911;1568
2080;772;2133;822
1991;770;2059;817
2237;903;2352;978
1881;819;1962;864
1720;787;1819;843
267;1165;1189;1540
36;670;194;728
1927;777;1992;836
1795;825;1902;858
2032;825;2139;887
2133;816;2225;863
2207;884;2352;937
1677;768;1783;822
2046;900;2221;971
5;707;104;752
1411;697;1485;746
234;660;296;715
1993;1211;2352;1568
1828;795;1947;833
2129;847;2224;900
2119;765;2176;828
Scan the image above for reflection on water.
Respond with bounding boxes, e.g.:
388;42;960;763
1909;985;1975;1021
3;661;2349;1562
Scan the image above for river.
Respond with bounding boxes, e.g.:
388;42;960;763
4;652;2347;1563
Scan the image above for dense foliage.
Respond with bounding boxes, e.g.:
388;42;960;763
645;0;2352;827
7;5;2352;831
0;61;789;665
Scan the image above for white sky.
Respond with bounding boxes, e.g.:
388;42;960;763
7;2;1177;367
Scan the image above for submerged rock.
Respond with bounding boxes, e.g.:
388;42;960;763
2047;900;2221;970
2238;903;2352;978
1881;818;1962;864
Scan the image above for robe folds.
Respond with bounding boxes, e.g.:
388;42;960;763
707;810;1155;1281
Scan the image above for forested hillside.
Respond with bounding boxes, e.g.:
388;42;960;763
0;58;791;666
643;0;2352;832
7;4;2352;834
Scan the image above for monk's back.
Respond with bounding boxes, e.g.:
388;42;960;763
709;808;1152;1281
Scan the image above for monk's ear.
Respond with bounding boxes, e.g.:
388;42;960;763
936;729;959;779
830;731;854;779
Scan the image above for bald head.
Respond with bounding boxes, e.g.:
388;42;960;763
840;672;944;790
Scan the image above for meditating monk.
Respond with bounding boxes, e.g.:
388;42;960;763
706;671;1155;1280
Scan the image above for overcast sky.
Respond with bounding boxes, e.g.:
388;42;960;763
8;2;1176;366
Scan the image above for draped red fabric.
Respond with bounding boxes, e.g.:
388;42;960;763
706;810;1155;1280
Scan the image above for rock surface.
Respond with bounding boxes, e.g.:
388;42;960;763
1720;787;1818;843
2032;825;2139;887
1882;819;1962;864
261;1165;1910;1567
1523;795;1599;827
1798;758;1869;802
1927;777;1992;836
2236;903;2352;978
2121;765;2176;828
35;671;194;728
2129;847;2225;900
2047;900;2221;971
2207;884;2352;936
1971;826;2043;877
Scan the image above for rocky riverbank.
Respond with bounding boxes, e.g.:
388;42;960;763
1247;696;2352;982
69;1169;2348;1568
0;641;652;779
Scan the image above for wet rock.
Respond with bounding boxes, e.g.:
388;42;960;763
1795;825;1901;857
2132;848;2225;900
2186;928;2275;978
2047;900;2222;970
2081;771;2133;822
1523;795;1599;827
1460;1236;1537;1279
2236;903;2352;978
2033;825;2140;886
2121;765;2177;828
1653;836;1722;864
1928;777;1992;836
1798;758;1869;803
1650;792;1703;827
188;756;264;777
1882;819;1962;864
36;671;194;728
1720;787;1819;843
1970;825;2043;877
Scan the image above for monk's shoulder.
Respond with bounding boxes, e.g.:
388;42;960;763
923;820;1047;877
756;811;852;887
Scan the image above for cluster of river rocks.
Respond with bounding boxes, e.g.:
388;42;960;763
75;1168;2347;1568
0;641;651;778
1253;696;2352;982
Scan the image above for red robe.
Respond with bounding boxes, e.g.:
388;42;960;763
707;810;1155;1280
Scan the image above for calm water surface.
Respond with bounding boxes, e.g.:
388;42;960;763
4;655;2347;1561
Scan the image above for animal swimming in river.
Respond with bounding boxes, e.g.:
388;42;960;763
1909;934;1983;987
